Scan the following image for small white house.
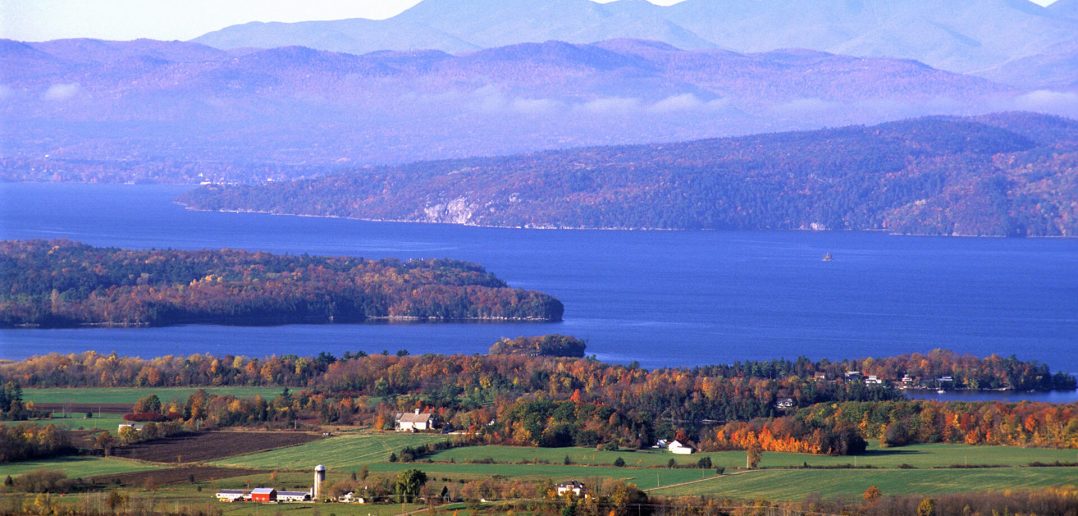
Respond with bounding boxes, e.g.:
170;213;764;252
557;480;588;498
216;489;246;502
395;409;435;432
865;375;883;385
668;440;693;455
338;492;366;504
776;398;795;410
117;423;144;433
277;490;312;503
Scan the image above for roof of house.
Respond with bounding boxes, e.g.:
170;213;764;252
558;480;585;487
396;412;433;424
278;491;310;497
250;488;276;495
668;440;692;448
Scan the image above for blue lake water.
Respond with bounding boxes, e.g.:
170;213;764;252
1;183;1076;389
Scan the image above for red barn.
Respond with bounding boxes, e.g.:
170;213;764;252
250;488;276;503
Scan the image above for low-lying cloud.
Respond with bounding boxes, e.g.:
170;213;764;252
43;83;80;101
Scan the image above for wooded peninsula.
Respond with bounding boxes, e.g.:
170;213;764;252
0;240;563;328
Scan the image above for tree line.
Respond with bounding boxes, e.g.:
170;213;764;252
0;240;563;327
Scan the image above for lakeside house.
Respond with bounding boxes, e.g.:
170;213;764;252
395;409;436;432
557;481;588;498
668;440;693;455
865;375;883;385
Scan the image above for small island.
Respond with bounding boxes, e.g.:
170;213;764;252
489;335;587;357
0;240;563;328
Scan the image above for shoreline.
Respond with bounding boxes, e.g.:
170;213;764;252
175;202;1069;238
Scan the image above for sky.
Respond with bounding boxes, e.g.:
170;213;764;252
0;0;1061;42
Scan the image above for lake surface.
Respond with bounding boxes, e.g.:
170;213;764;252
1;183;1076;386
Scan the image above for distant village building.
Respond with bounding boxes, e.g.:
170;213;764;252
844;371;862;381
668;440;693;455
395;409;436;432
277;490;311;503
900;374;915;388
813;372;828;382
864;375;883;385
557;480;588;498
338;492;366;504
215;489;246;503
776;398;795;410
117;423;144;433
250;488;276;503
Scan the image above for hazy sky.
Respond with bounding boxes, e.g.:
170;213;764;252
0;0;1060;42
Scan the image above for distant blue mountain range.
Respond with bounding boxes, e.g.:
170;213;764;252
2;38;1034;182
192;0;1078;86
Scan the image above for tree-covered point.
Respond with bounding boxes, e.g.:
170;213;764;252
489;335;587;357
181;112;1078;236
0;240;563;328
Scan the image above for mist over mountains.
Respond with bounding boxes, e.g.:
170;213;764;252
193;0;1078;87
0;36;1061;183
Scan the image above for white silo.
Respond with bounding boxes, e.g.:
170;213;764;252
314;464;326;501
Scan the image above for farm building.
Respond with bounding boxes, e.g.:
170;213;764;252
117;423;145;432
338;492;366;503
395;409;436;431
668;440;693;455
215;489;246;502
250;488;276;503
556;480;588;498
277;490;311;502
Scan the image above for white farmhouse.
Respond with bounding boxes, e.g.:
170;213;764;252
395;409;435;432
668;440;693;455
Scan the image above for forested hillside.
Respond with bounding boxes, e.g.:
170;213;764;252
0;240;563;327
181;112;1078;236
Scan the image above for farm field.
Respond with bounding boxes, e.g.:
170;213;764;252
653;466;1078;499
211;432;447;470
14;412;126;431
112;431;322;463
429;443;1078;469
0;456;160;479
22;386;287;405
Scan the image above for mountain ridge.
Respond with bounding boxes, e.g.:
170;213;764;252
3;38;1027;184
178;112;1078;237
191;0;1078;86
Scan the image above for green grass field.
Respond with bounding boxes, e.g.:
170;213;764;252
22;386;288;406
12;412;127;431
0;456;161;479
211;432;448;471
654;466;1078;499
429;442;1078;469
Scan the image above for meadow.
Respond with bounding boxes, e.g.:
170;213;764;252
211;432;448;470
22;386;287;406
428;442;1078;469
0;456;160;479
16;412;126;432
653;466;1078;499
